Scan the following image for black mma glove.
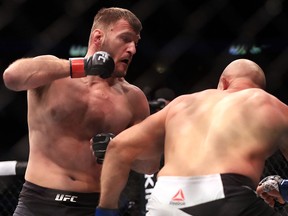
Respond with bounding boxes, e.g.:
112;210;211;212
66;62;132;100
258;175;288;208
69;51;115;78
92;133;115;164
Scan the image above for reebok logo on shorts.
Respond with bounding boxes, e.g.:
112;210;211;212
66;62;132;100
55;194;78;202
169;189;185;206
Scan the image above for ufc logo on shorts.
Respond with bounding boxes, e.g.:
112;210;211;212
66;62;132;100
55;194;78;202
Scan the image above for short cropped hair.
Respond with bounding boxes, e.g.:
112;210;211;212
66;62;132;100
91;7;142;34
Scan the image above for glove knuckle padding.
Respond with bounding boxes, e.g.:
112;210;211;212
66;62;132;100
259;175;288;205
92;133;115;164
259;175;282;193
84;51;115;78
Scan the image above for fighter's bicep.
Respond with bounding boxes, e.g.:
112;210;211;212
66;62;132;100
135;112;165;158
120;111;165;157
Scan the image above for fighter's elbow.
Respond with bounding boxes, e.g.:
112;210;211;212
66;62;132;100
131;159;160;175
144;167;159;175
146;161;161;174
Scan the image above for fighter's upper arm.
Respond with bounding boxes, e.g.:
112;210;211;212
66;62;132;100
108;106;167;163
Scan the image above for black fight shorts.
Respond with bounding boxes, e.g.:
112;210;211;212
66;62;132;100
13;181;99;216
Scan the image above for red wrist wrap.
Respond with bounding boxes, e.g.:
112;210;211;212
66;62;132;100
69;58;85;78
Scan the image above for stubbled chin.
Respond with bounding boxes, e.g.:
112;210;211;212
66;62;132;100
115;64;128;76
114;70;127;78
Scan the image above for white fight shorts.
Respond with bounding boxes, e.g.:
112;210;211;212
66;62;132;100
146;173;281;216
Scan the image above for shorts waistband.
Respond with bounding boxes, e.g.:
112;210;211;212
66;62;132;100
150;173;256;209
220;173;256;190
21;181;99;206
157;173;255;190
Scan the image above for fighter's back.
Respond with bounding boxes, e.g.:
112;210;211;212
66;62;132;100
159;87;288;185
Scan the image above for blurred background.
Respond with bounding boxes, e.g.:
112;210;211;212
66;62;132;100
0;0;288;215
0;0;288;161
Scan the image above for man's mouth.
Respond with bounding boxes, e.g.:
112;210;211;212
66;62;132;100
120;59;129;65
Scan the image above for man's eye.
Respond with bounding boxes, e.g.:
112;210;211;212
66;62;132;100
122;37;131;43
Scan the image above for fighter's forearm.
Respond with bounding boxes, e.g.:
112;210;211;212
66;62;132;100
3;56;70;91
99;159;131;209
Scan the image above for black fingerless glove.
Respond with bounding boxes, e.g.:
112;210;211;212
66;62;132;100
92;133;115;164
69;51;115;78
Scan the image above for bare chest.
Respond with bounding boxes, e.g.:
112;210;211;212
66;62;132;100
33;82;135;136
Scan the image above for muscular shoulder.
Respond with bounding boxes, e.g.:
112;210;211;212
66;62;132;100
166;90;215;108
120;79;150;122
119;80;146;99
228;89;288;127
239;89;284;108
120;79;138;90
33;55;60;60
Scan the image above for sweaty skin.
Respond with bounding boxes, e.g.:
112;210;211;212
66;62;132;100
3;18;150;193
98;59;288;209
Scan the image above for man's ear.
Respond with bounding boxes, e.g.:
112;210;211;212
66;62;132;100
92;29;104;46
217;77;229;90
223;78;229;90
